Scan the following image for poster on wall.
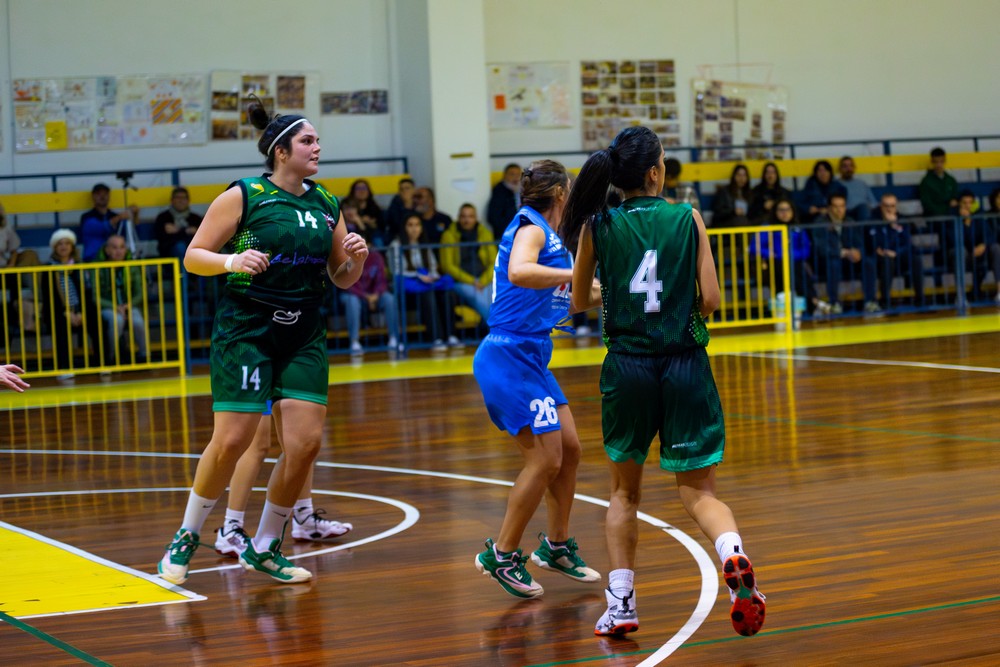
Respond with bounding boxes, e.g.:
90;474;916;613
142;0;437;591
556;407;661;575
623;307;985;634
691;79;788;161
11;75;207;152
320;90;389;115
210;71;319;141
487;62;572;129
580;59;680;152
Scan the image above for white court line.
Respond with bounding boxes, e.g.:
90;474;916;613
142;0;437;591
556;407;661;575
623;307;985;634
2;453;717;664
738;351;1000;373
0;519;206;620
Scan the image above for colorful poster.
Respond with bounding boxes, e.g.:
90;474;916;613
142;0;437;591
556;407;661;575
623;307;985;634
487;62;572;129
580;59;680;151
691;79;788;161
11;74;207;152
211;71;318;142
319;90;389;115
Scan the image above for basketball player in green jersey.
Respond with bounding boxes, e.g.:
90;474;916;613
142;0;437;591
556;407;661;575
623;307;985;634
563;126;765;637
157;98;367;586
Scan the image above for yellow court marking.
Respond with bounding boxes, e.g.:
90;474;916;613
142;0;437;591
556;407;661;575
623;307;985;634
2;314;998;411
0;521;202;618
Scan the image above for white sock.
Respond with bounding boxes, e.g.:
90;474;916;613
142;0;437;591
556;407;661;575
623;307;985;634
608;568;635;598
180;491;218;535
294;497;314;522
715;532;745;564
224;509;245;528
253;500;292;550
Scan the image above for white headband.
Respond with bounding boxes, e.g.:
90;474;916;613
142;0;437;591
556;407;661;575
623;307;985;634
266;118;308;157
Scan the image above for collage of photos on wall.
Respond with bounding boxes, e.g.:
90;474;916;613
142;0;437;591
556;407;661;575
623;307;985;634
210;72;310;141
692;79;788;161
320;90;389;116
580;59;680;152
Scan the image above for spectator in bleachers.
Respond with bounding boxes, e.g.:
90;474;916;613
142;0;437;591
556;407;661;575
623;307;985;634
42;229;104;374
748;162;791;223
487;163;521;231
801;160;847;223
1;200;40;332
384;177;416;243
344;179;385;246
412;186;452;245
79;183;139;261
710;164;752;228
918;147;959;217
153;187;202;261
95;234;148;363
948;191;1000;304
339;239;398;359
440;203;496;322
660;157;700;212
837;156;877;222
389;213;460;351
812;193;878;314
750;197;826;316
868;193;924;309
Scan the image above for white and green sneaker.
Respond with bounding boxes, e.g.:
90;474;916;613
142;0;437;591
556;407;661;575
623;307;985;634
530;533;601;583
158;529;201;585
240;537;312;584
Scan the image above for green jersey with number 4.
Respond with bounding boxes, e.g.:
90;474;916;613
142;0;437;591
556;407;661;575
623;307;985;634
592;196;706;355
226;176;340;308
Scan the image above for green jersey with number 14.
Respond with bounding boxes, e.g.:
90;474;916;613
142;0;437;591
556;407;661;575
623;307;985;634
592;196;705;355
225;175;340;308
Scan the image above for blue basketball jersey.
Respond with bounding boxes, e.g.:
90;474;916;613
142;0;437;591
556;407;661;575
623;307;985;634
487;206;572;336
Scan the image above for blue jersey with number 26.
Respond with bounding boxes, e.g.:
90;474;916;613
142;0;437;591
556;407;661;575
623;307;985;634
487;206;572;336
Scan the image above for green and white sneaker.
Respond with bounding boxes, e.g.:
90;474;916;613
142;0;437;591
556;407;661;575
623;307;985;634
475;538;544;599
158;529;201;585
530;532;601;583
240;537;312;584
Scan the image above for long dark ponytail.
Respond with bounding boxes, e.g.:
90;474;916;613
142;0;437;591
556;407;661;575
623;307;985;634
246;95;308;171
562;125;662;253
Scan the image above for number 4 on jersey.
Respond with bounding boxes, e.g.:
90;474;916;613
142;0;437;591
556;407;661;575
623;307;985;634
630;249;662;312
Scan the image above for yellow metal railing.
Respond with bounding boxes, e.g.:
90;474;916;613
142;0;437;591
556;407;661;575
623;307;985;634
1;258;186;379
706;225;792;330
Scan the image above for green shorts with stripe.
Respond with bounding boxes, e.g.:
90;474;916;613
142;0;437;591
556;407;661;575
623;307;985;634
600;347;725;472
210;293;329;413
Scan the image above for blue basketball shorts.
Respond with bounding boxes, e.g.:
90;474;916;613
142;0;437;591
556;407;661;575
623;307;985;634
473;331;567;436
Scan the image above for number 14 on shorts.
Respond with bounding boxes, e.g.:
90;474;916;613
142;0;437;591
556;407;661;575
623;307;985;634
530;396;558;428
242;366;261;391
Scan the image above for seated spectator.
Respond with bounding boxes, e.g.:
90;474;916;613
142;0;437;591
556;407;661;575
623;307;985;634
41;229;104;374
344;179;385;246
812;193;878;314
837;156;878;221
749;197;826;315
79;183;139;261
412;187;452;245
384;177;416;243
918;147;959;217
94;234;148;364
388;213;460;351
660;157;700;211
748;162;791;223
153;187;202;261
710;164;752;228
440;203;496;322
868;193;924;309
339;247;399;359
487;163;521;231
947;191;1000;304
800;160;847;223
0;200;40;331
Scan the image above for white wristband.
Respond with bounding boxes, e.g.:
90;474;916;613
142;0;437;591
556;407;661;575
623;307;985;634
224;254;236;272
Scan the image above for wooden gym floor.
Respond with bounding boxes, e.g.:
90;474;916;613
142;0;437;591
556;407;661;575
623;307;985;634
1;313;999;666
